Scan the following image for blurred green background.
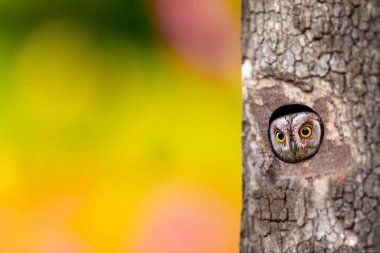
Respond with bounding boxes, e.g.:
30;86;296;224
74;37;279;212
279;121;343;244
0;0;241;252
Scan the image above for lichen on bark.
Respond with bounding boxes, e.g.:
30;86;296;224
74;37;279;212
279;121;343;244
241;0;380;252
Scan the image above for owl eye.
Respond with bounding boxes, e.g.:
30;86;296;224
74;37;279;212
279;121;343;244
275;131;285;143
300;126;312;138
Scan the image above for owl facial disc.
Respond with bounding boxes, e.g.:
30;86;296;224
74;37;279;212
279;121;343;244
269;111;323;163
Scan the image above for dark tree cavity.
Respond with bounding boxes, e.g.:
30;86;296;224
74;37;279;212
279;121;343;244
241;0;380;252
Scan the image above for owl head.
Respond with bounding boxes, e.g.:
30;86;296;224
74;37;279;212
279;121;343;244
269;111;323;163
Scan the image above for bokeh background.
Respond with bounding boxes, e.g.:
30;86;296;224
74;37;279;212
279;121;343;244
0;0;241;252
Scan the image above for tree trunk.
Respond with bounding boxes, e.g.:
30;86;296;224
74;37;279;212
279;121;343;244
240;0;380;252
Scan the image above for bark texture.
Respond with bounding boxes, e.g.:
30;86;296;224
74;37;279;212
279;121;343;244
241;0;380;252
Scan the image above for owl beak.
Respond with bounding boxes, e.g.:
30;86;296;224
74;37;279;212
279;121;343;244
290;138;297;154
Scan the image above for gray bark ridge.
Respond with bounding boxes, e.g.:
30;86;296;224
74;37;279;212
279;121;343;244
241;0;380;252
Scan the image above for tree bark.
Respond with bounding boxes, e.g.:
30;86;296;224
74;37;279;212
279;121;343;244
240;0;380;252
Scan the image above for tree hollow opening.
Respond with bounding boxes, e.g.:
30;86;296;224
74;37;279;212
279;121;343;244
268;104;324;163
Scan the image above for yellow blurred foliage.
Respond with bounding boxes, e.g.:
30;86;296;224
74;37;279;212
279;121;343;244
0;0;241;251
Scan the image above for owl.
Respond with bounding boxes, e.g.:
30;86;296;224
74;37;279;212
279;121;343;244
269;111;323;163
